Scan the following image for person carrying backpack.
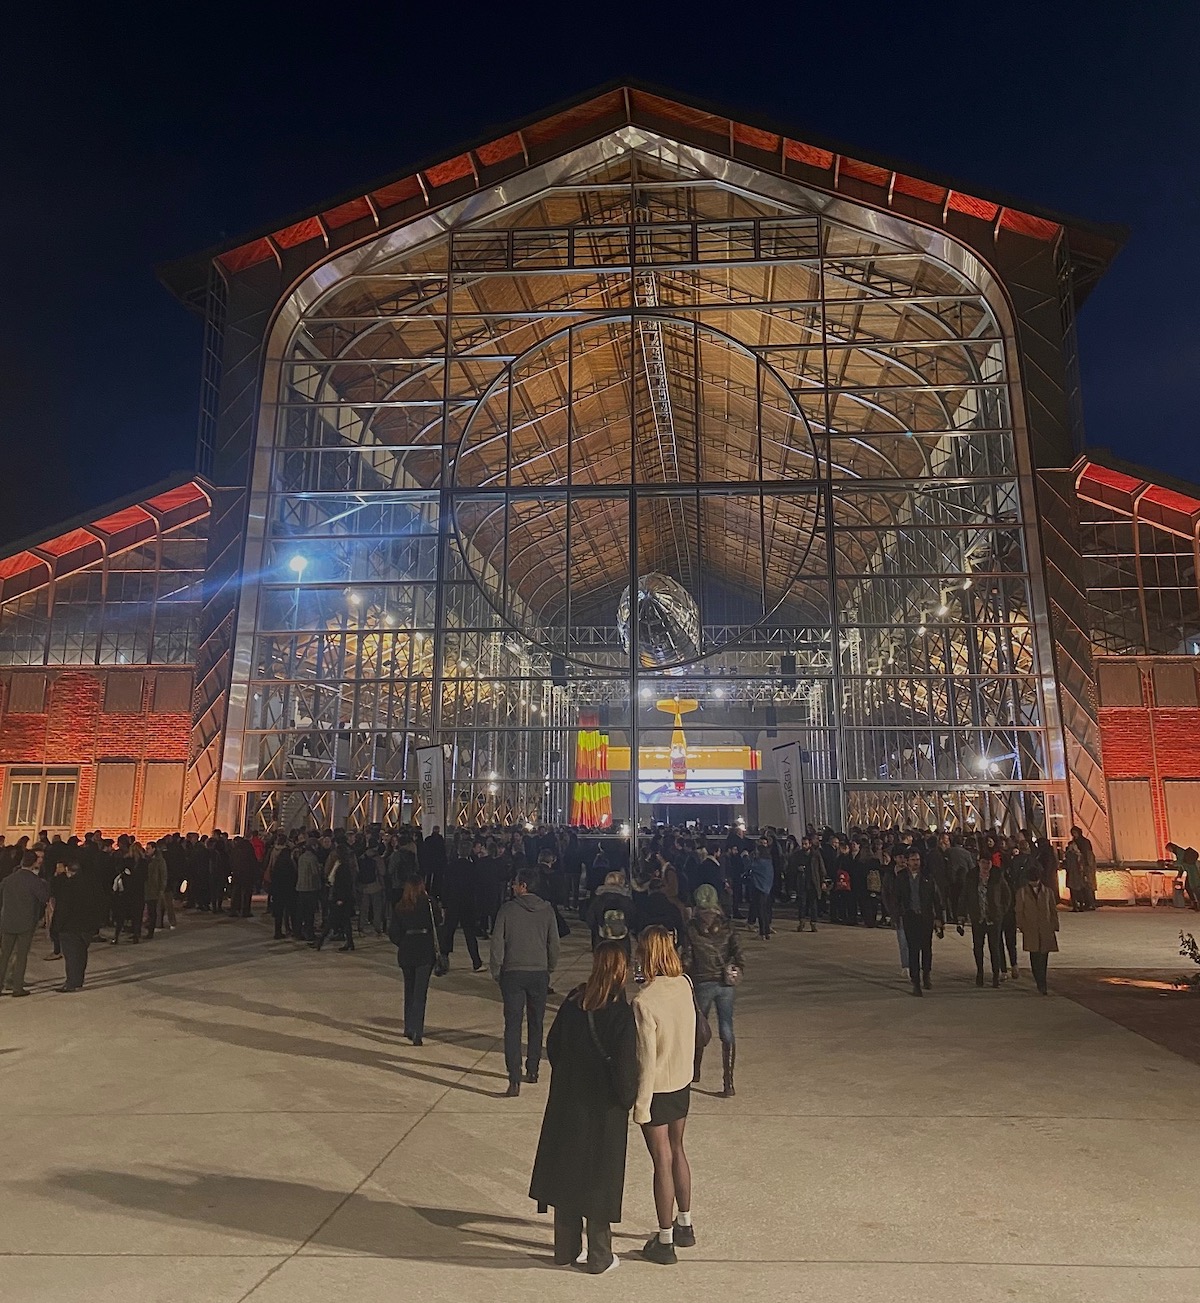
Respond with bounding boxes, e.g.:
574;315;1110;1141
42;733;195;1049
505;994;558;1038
587;871;633;954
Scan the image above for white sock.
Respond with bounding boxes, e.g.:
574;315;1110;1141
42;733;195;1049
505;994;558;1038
676;1211;692;1227
658;1228;673;1245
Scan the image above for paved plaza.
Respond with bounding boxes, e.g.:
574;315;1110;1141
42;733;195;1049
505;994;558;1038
2;905;1199;1302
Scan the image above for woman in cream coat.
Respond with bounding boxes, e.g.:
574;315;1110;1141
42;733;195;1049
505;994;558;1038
631;924;697;1266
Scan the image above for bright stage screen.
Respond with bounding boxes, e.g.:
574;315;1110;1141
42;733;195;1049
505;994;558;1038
638;770;745;805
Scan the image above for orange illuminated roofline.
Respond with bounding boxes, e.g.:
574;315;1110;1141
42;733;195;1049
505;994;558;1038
159;81;1124;307
1076;453;1200;540
0;474;211;604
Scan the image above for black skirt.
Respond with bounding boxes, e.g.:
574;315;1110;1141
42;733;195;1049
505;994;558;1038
648;1084;690;1126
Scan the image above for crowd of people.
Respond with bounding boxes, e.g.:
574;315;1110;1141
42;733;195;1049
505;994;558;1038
0;813;1103;1271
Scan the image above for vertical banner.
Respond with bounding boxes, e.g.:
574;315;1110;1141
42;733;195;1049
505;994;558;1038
773;741;806;841
416;745;445;838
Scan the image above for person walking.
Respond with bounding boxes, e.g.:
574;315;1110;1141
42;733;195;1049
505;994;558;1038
530;941;638;1274
0;852;50;996
1015;869;1060;994
880;851;910;978
47;859;94;992
895;848;943;996
388;873;441;1045
632;924;698;1266
748;839;775;940
439;837;484;970
963;850;1013;988
684;884;745;1098
490;868;559;1096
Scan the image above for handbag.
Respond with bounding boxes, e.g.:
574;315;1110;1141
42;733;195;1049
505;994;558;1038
685;974;712;1050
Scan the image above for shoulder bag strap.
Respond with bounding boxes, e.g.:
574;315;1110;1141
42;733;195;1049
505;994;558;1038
428;898;443;958
585;1007;612;1063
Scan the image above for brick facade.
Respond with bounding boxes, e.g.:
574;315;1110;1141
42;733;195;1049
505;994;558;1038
0;668;193;839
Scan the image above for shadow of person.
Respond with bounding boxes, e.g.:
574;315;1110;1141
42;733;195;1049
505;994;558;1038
29;1167;554;1266
139;1009;501;1099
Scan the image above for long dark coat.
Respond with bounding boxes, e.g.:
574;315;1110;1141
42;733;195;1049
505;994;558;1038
529;993;638;1225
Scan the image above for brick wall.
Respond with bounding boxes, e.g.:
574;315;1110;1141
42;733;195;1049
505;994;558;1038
0;668;193;839
1098;656;1200;859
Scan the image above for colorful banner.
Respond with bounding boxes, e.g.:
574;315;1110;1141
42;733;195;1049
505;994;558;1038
570;714;612;828
416;745;445;838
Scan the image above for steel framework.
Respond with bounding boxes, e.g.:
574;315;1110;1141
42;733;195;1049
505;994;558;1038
206;128;1067;836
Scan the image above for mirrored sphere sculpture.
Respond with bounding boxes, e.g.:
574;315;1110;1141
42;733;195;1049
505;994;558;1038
617;573;703;670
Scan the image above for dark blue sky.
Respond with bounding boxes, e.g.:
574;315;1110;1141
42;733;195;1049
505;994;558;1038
2;2;1196;545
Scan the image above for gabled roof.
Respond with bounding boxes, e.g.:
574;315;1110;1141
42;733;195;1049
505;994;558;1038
159;80;1125;310
0;473;212;604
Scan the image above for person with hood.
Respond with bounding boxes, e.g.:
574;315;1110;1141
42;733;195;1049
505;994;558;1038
529;941;638;1274
587;870;633;952
490;867;559;1096
684;884;745;1098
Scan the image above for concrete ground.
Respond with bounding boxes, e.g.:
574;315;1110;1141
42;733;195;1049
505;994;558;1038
2;903;1199;1302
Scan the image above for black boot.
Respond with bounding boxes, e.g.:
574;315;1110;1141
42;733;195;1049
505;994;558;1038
693;1042;704;1084
721;1041;735;1098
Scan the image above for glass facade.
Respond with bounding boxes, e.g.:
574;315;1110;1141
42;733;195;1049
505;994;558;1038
0;518;207;668
224;139;1056;835
1081;497;1200;656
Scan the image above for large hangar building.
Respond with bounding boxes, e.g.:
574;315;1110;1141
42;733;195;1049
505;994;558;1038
0;85;1194;869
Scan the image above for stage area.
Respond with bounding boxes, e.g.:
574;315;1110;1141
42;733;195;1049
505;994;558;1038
2;907;1198;1301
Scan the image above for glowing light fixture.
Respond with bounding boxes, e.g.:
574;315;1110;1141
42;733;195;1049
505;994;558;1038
288;554;308;576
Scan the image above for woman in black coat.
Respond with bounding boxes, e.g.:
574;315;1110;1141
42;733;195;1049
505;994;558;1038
387;874;441;1045
529;941;638;1275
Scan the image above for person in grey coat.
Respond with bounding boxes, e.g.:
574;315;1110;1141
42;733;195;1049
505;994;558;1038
490;868;559;1096
0;852;51;996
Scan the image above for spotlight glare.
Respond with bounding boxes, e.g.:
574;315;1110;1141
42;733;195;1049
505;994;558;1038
288;554;308;576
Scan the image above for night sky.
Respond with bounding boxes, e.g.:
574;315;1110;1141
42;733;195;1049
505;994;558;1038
2;2;1196;547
